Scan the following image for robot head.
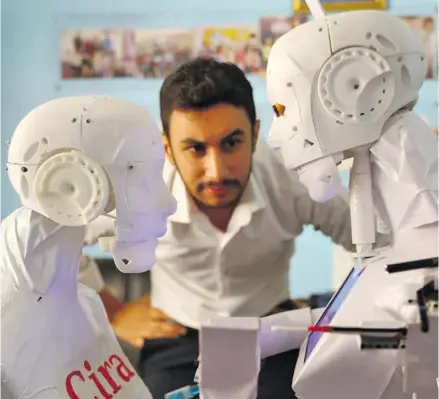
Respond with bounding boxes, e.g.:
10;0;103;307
7;96;176;272
266;10;427;201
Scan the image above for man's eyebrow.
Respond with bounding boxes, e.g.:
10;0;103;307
180;138;204;146
180;129;245;146
220;129;245;143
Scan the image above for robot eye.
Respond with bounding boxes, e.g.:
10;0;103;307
272;103;286;117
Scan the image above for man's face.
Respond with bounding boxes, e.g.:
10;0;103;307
163;104;259;209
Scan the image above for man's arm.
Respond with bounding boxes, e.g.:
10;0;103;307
99;288;125;322
290;172;355;252
78;256;186;345
290;172;391;251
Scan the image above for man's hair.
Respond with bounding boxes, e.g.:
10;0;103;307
423;17;434;27
160;58;257;137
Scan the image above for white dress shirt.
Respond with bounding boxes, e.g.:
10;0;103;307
151;142;353;329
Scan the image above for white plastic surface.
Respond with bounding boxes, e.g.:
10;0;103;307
78;255;105;293
6;96;177;274
266;10;426;202
199;318;260;399
196;5;438;398
1;95;178;398
259;308;312;359
291;112;438;399
0;208;153;399
33;150;110;227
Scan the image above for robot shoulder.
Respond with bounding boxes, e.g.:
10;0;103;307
1;207;32;259
379;110;437;164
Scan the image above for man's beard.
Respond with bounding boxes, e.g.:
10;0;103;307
174;162;253;210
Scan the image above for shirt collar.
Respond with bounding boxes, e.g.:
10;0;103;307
167;167;266;225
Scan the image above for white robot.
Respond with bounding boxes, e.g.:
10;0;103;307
194;2;438;399
1;96;176;399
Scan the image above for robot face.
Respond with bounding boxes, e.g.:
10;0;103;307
266;10;427;201
78;97;177;244
266;28;343;202
7;97;176;270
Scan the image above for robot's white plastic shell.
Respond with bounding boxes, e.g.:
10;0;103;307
195;8;437;399
266;10;427;203
6;96;176;273
1;96;177;397
266;7;438;398
1;209;154;399
197;308;324;399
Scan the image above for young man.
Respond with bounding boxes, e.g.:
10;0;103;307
87;58;354;398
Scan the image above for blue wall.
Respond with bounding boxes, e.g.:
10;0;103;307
1;0;437;298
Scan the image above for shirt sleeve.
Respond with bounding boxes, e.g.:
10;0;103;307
290;171;355;252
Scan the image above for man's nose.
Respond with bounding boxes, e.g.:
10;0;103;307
204;150;227;180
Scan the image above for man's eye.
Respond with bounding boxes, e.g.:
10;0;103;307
189;144;205;154
223;139;241;150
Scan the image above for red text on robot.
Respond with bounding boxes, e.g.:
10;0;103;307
65;353;135;399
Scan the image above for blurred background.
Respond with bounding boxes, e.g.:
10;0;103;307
1;0;437;303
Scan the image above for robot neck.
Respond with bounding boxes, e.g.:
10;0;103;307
348;147;376;257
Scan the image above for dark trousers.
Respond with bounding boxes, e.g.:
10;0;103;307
139;301;299;399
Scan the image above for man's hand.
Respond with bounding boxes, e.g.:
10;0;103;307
111;296;187;348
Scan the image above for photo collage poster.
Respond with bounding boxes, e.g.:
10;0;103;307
60;14;437;82
59;15;310;80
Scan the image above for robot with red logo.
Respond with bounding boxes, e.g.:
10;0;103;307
1;96;176;398
193;2;438;398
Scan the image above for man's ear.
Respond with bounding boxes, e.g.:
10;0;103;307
252;120;260;152
161;133;175;166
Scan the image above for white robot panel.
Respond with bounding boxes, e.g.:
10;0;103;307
266;10;427;203
292;255;437;399
265;4;438;399
2;96;175;398
6;96;176;273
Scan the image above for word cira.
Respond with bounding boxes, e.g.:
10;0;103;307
65;353;136;399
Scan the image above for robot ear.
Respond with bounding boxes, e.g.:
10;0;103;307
32;150;111;227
